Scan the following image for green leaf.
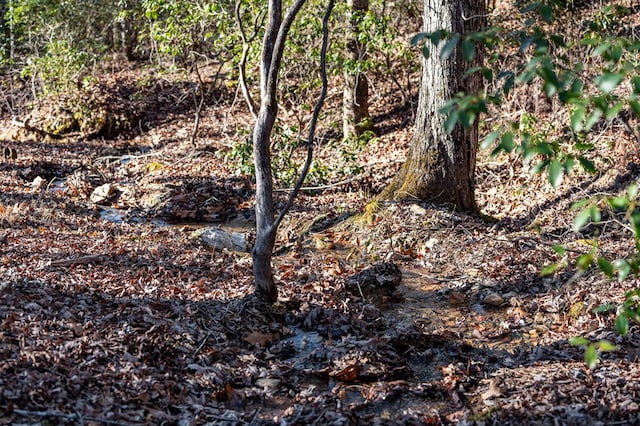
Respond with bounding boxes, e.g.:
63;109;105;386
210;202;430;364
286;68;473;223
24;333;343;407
572;199;592;210
578;157;596;173
480;131;501;150
410;33;429;46
569;336;589;346
543;81;558;97
609;196;629;211
530;159;548;175
548;158;563;187
540;262;563;276
552;244;566;255
596;72;623;94
596;340;617;352
421;45;430;59
629;99;640;118
440;34;460;60
538;62;560;91
458;110;476;128
613;259;632;281
593;304;616;313
500;131;515;153
597;257;614;278
498;71;515;94
570;105;586;132
444;110;459;133
628;183;638;200
632;76;640;94
585;109;602;131
605;102;624;121
461;38;475;61
623;306;640;323
564;155;575;174
611;44;623;62
576;253;594;271
573;207;593;231
631;211;640;237
430;30;447;46
585;345;598;369
575;140;594;151
539;4;553;22
615;315;629;336
593;42;612;57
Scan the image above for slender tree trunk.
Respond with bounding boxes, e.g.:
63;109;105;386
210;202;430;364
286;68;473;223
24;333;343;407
342;0;371;139
252;0;283;302
251;0;332;302
379;0;485;211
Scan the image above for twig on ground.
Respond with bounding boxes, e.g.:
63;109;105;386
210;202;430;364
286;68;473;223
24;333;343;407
49;254;109;267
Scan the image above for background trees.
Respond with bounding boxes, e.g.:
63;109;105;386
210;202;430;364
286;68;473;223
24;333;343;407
380;0;485;211
3;3;640;421
3;0;640;326
342;0;371;139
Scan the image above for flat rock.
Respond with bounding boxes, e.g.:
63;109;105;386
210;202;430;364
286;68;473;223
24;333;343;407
196;227;247;251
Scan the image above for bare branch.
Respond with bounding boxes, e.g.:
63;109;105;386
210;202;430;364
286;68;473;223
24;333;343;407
264;0;308;104
274;0;334;230
190;59;206;146
235;1;263;119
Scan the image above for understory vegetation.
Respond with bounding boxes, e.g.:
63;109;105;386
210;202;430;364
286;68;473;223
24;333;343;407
1;0;640;424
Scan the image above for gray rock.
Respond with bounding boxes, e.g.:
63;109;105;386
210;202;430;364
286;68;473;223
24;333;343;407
197;227;247;251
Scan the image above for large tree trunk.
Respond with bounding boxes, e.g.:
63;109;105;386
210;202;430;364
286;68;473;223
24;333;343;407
342;0;370;139
379;0;485;211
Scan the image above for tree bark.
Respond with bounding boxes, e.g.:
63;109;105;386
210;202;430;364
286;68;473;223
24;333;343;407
379;0;485;212
252;0;332;302
342;0;371;139
252;0;285;303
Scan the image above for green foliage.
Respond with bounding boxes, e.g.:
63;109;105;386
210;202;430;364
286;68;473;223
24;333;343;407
221;138;254;177
414;1;640;368
24;39;96;94
141;0;238;66
221;124;332;189
569;336;617;369
3;0;119;93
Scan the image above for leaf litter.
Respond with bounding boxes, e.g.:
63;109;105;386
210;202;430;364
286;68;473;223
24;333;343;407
2;4;640;424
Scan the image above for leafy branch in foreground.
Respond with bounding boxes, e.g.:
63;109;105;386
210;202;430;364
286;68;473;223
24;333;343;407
413;1;640;367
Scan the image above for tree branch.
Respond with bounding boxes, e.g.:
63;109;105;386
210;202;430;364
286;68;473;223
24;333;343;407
235;0;262;119
264;0;308;105
274;0;334;230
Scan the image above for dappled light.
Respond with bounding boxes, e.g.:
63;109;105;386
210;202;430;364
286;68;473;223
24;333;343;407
2;0;640;424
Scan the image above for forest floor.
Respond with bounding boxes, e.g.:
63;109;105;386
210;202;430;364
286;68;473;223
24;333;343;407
2;4;640;425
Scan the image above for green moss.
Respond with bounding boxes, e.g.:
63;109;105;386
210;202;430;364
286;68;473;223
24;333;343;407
468;406;501;422
361;199;381;225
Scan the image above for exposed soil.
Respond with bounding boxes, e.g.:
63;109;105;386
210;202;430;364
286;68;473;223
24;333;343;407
2;3;640;425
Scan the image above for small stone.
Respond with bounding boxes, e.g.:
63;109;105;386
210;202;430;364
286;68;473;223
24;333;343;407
409;204;427;215
90;183;115;204
255;377;281;389
483;292;505;307
31;176;46;190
